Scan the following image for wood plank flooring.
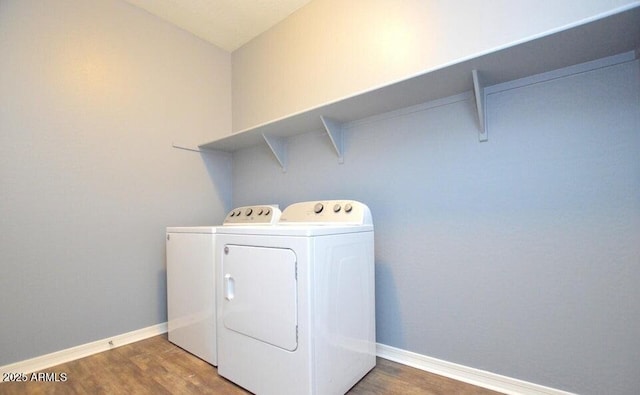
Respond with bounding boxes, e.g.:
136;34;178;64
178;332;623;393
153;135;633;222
1;335;503;394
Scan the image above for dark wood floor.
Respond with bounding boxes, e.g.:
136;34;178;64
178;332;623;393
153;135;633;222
1;335;503;394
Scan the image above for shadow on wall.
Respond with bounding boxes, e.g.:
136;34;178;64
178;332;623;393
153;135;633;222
375;261;403;348
200;149;233;213
157;267;167;322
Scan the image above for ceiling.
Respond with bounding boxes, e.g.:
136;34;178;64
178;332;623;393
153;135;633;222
123;0;313;52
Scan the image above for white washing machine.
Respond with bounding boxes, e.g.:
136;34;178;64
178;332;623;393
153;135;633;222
215;200;376;394
165;205;281;366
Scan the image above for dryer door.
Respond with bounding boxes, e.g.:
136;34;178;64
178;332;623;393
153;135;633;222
222;245;298;351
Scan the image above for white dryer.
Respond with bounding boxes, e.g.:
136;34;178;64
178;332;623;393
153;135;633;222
216;200;376;395
166;205;280;366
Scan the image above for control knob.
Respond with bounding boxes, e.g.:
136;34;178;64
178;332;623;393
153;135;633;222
314;203;324;214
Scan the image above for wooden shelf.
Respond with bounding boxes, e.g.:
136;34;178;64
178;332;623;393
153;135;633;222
199;7;640;164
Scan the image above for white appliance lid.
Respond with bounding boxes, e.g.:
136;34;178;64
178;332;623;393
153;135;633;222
215;223;373;236
166;226;219;234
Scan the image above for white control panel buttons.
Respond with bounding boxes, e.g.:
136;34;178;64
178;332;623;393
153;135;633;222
279;200;372;225
223;205;281;225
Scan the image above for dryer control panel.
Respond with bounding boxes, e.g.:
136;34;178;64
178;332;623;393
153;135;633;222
279;200;372;225
223;205;281;225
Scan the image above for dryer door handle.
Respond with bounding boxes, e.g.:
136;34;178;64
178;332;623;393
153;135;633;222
224;274;235;301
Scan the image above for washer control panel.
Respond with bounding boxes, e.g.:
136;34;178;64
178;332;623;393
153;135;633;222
223;205;281;225
280;200;372;225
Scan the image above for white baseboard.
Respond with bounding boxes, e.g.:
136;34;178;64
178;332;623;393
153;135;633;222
376;343;576;395
2;326;574;395
0;322;167;375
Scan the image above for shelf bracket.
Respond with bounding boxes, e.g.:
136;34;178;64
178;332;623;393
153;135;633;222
262;133;287;172
472;69;488;142
320;116;344;164
172;143;202;152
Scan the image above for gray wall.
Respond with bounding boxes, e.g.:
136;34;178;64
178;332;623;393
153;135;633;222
232;60;640;394
0;0;231;365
